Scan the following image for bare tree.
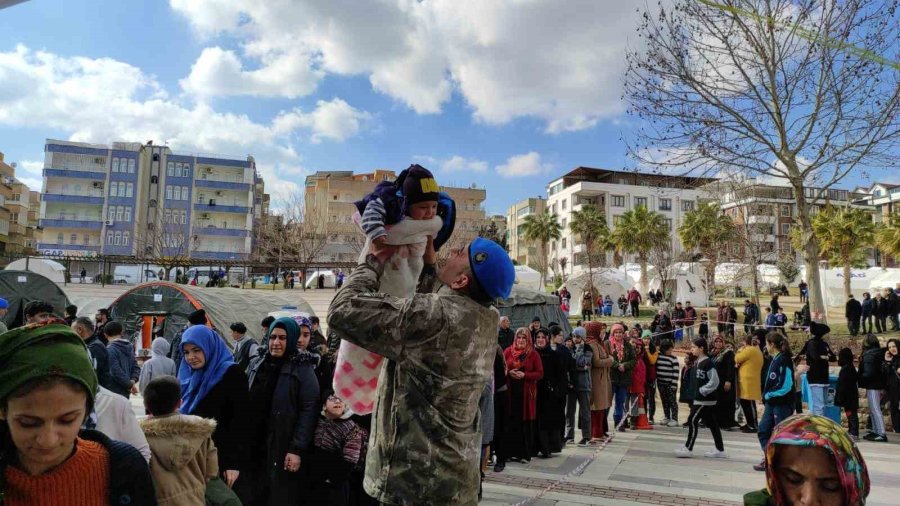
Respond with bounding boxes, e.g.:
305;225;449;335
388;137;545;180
255;195;331;290
625;0;900;320
134;206;196;281
649;241;677;305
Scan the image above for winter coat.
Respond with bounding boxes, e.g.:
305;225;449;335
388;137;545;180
744;303;759;324
845;299;863;321
554;344;576;393
504;346;543;420
679;364;697;404
858;347;886;390
141;414;218;506
834;364;859;410
536;346;563;428
610;341;636;387
692;357;720;406
629;350;647;395
190;364;250;473
587;341;613;411
86;335;115;391
735;345;763;401
498;327;515;350
107;339;140;398
95;386;152;463
684;306;697;326
798;338;836;385
574;344;593;392
861;297;874;317
139;338;178;395
883;353;900;403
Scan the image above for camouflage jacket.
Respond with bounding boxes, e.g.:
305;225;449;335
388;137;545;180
327;256;498;505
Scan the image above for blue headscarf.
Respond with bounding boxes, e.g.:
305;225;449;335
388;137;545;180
268;317;301;354
179;325;235;414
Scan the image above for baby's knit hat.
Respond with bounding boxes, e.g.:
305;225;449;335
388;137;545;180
402;164;440;205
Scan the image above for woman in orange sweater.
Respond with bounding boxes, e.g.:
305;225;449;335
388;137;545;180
0;323;156;505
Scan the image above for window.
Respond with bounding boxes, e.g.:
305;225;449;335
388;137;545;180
117;183;126;198
634;197;647;208
183;165;191;178
122;232;129;246
176;163;183;177
167;162;174;177
659;198;672;211
111;158;119;172
561;218;567;228
57;233;64;244
165;185;173;200
781;223;790;235
180;211;187;224
128;159;135;173
126;183;133;197
681;200;695;212
664;218;673;229
83;234;89;246
109;182;117;196
551;203;557;214
124;207;131;222
107;207;115;221
561;199;567;210
182;186;189;200
611;195;625;207
114;232;121;246
106;231;113;245
70;233;77;245
562;238;567;249
115;206;123;222
164;209;172;224
780;205;791;217
173;186;181;200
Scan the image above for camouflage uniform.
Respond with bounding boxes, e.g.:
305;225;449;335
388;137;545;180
327;255;498;505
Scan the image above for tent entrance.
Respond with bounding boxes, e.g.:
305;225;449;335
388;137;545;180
138;312;168;351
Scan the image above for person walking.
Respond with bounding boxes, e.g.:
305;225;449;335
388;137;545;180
861;292;875;335
846;295;863;336
735;334;763;433
585;321;613;442
754;332;796;471
628;288;642;318
676;337;726;459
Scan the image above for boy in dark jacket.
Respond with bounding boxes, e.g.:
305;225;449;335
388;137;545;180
834;348;859;439
106;321;140;398
795;322;836;417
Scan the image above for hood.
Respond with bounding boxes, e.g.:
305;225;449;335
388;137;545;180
764;414;869;506
150;337;170;358
140;414;217;472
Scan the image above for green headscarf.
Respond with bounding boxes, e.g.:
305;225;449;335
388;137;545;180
0;323;98;407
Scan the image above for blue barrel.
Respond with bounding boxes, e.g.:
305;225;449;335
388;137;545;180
800;373;841;424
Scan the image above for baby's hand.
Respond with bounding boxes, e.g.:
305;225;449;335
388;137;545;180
373;235;387;245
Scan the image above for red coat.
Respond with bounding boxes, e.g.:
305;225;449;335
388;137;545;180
629;351;647;395
504;347;544;421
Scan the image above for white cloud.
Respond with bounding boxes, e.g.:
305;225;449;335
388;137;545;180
495;152;551;178
441;155;488;173
11;159;43;192
0;45;372;207
170;0;641;132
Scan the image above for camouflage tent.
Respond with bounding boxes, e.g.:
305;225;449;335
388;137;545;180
108;282;315;350
496;286;572;336
0;270;70;329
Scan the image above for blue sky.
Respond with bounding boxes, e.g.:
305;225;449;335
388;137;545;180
0;1;891;216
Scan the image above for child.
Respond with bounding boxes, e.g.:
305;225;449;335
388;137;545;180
676;337;727;458
679;352;698;428
138;337;177;395
698;313;709;339
835;347;860;440
307;395;367;505
336;164;454;414
628;333;647;429
656;340;680;427
140;376;222;506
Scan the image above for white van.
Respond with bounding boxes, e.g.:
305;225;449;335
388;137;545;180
113;265;160;284
186;266;244;285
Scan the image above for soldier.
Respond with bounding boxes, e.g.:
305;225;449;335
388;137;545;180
328;236;514;506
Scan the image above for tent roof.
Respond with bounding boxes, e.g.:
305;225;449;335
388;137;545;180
496;286;572;335
0;270;70;328
497;285;559;306
4;258;66;283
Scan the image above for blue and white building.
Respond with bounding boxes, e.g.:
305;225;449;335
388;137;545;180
39;139;269;261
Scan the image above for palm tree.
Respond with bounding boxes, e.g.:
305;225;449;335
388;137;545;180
876;213;900;263
612;204;668;293
805;205;875;300
558;256;568;281
569;205;611;301
678;202;736;296
522;210;562;290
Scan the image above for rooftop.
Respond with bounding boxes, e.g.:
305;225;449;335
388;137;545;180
549;166;719;192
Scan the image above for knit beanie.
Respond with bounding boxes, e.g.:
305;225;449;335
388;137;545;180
188;308;207;326
402;164;440;206
0;323;98;407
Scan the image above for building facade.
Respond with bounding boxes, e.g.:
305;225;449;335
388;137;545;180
854;183;900;267
39;139;269;261
0;152;41;254
506;197;547;268
546;167;716;278
303;169;490;263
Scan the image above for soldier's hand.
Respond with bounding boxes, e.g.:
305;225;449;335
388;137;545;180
424;235;436;265
369;240;397;263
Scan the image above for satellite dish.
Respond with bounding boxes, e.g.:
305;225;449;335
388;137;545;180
10;162;16;168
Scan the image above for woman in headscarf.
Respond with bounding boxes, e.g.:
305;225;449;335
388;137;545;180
0;323;155;505
609;323;635;430
179;325;250;494
534;329;563;458
585;321;613;442
246;316;320;505
744;414;869;506
711;334;737;430
497;328;543;468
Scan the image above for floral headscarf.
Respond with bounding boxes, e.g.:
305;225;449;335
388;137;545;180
507;328;534;371
610;323;626;361
764;414;869;506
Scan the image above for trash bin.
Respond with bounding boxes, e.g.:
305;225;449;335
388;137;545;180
800;373;841;424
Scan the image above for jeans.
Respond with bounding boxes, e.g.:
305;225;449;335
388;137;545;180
565;392;577;439
613;385;629;427
758;403;794;451
867;389;886;436
862;313;873;334
808;384;827;417
576;391;592;440
684;325;695;340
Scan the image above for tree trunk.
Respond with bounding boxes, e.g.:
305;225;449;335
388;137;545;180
843;263;851;302
796;201;826;322
587;241;595;312
705;257;717;302
639;254;649;295
539;241;547;290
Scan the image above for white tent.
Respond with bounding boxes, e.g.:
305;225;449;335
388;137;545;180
4;258;66;283
869;268;900;292
818;267;881;307
305;270;337;289
619;262;657;287
649;267;710;306
715;262;754;288
758;264;781;288
565;268;631;314
514;265;543;291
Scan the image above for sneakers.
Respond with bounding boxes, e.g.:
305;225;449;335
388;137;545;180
660;418;671;426
577;438;591;447
674;446;693;458
666;419;680;427
740;425;757;434
649;418;656;425
864;433;888;442
493;461;505;473
704;449;728;459
753;459;767;472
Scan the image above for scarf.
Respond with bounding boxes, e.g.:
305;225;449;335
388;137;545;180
609;323;626;361
179;326;236;415
268;317;301;352
507;338;534;371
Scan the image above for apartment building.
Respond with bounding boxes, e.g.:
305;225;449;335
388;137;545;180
507;197;547;268
853;183;900;267
303;169;491;263
39;139;269;261
546;167;716;277
0;152;41;254
705;180;874;264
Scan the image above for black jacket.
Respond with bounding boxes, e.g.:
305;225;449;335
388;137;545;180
555;344;576;393
874;298;890;318
536;346;564;430
190;364;250;472
86;335;114;391
845;299;862;320
883;354;900;402
798;338;836;385
857;347;886;390
691;357;719;405
834;364;859;410
498;327;514;350
744;303;759;324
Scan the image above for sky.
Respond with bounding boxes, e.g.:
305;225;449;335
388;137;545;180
0;0;892;216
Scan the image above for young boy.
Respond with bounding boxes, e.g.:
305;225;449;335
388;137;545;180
140;376;220;506
835;347;860;440
307;396;367;505
676;337;727;458
105;321;140;398
656;340;680;427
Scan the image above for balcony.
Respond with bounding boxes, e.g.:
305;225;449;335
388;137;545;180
40;219;103;230
195;179;251;191
751;234;776;243
43;193;104;205
194;226;251;237
192;250;250;260
193;203;250;214
43;168;106;180
748;215;776;224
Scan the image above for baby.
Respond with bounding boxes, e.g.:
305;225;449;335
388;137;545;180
335;164;455;414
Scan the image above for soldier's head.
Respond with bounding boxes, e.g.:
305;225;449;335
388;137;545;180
439;238;514;305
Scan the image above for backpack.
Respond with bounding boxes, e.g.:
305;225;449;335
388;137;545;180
433;191;456;251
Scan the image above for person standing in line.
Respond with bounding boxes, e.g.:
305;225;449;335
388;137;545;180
795;322;836;417
550;326;575;447
105;321;140;398
754;332;795;471
861;292;874;335
846;294;863;336
584;321;613;442
735;334;763;433
874;293;888;333
497;316;514;351
498;328;543;467
71;316;114;392
710;335;737;430
609;324;635;431
858;334;888;442
835;347;860;440
643;330;659;424
683;301;697;340
676;337;726;459
656;340;680;427
627;333;648;430
572;330;594;446
883;339;900;435
138;337;177;395
230;322;259;372
534;329;563;458
64;305;78;326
